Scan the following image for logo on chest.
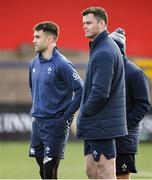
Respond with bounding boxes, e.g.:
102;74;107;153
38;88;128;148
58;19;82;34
32;68;36;73
47;67;52;74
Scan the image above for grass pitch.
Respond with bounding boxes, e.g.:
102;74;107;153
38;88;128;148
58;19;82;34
0;141;152;179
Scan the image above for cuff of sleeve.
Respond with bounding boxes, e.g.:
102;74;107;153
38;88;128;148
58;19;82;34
127;119;136;129
64;112;74;120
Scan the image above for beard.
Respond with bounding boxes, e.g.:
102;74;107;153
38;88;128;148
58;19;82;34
85;32;99;40
34;45;47;53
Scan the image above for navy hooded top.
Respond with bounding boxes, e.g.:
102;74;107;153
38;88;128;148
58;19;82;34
114;40;150;153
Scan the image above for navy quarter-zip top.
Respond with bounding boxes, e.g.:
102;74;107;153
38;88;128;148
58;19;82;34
29;47;83;119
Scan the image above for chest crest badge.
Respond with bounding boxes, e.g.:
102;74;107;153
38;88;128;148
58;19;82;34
47;67;52;74
32;68;36;73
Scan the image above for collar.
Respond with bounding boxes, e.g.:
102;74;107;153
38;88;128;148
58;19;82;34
114;40;126;56
123;55;127;63
39;47;58;63
89;30;109;50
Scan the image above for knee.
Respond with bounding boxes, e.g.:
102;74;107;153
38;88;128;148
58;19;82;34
43;156;60;179
85;165;97;179
43;156;55;178
96;159;116;179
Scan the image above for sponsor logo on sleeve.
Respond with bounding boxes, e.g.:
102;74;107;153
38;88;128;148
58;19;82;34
73;72;80;80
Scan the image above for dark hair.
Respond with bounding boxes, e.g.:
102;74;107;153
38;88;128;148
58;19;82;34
33;21;59;39
82;7;108;24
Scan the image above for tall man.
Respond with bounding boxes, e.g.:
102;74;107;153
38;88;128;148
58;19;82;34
77;7;127;179
29;21;83;179
110;28;150;179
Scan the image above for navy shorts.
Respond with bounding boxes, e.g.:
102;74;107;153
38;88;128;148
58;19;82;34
116;153;137;175
84;139;116;161
29;118;69;159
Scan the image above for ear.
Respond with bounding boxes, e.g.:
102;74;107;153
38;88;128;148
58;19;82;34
99;19;106;26
47;35;55;44
99;19;106;30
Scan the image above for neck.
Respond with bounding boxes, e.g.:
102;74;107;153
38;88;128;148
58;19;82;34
91;27;107;41
42;43;56;59
91;32;101;41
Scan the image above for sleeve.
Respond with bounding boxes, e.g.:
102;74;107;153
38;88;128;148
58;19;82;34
83;52;114;116
29;63;32;94
127;70;150;129
58;62;83;119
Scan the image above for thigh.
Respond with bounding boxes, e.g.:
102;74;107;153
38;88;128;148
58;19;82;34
42;120;69;159
32;118;69;159
85;153;98;178
96;153;116;179
29;119;44;157
43;136;67;159
84;139;116;161
85;153;96;170
41;118;70;138
97;153;116;171
84;139;116;179
116;153;137;175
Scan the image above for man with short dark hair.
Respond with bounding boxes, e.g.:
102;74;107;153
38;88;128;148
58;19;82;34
77;7;127;179
29;21;83;179
110;28;150;179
